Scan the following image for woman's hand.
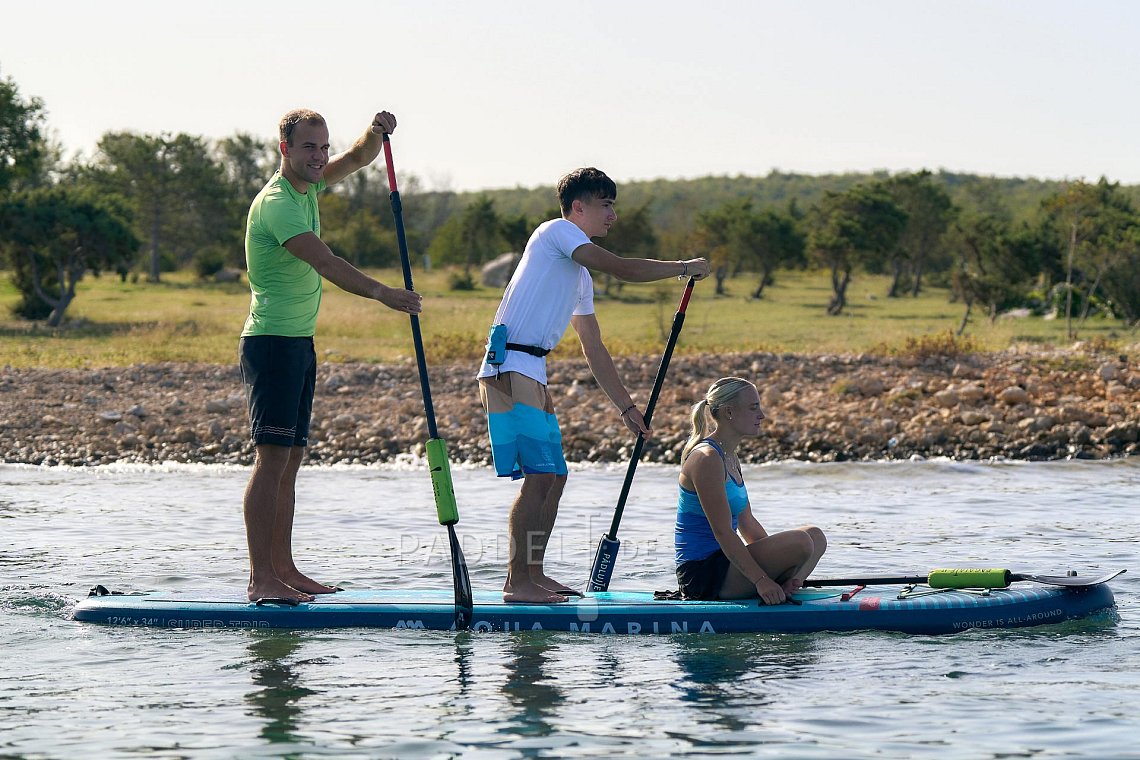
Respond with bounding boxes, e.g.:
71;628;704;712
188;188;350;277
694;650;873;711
754;576;787;605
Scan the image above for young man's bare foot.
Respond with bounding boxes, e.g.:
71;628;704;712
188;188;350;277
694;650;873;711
248;577;313;604
503;578;568;604
534;573;584;597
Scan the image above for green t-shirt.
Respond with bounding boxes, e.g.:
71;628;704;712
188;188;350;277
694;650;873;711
241;172;327;337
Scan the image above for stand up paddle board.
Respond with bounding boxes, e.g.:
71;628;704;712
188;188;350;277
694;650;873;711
72;581;1117;635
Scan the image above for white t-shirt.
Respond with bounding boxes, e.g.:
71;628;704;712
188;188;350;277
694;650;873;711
477;219;596;384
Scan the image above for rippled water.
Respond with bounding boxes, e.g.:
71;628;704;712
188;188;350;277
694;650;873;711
2;459;1137;758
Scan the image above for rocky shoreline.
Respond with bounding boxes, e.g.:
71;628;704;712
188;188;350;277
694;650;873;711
1;348;1138;468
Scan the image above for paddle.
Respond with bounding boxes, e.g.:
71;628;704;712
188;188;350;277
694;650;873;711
804;568;1126;590
381;134;474;630
586;277;697;593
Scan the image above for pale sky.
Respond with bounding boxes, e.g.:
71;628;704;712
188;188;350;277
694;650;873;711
5;0;1140;192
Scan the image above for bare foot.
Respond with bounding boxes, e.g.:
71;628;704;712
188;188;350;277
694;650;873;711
279;571;339;595
248;577;313;604
534;573;584;597
503;579;568;604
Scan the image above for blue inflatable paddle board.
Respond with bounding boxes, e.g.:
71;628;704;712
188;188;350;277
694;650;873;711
72;583;1116;635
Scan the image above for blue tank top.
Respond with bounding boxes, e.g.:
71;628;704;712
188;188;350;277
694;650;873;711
674;439;750;564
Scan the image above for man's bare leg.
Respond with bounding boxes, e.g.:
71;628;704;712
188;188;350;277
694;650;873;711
270;445;338;595
503;473;566;603
528;474;580;595
245;444;313;603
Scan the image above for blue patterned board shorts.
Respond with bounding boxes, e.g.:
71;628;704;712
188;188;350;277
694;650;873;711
478;372;568;480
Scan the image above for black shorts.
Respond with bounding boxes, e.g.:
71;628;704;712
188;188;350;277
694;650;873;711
239;335;316;447
676;550;731;600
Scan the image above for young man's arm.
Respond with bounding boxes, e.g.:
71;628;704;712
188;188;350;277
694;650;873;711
322;111;397;187
570;313;649;436
571;244;710;283
283;232;421;313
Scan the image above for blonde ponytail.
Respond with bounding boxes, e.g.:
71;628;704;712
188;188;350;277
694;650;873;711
681;399;712;462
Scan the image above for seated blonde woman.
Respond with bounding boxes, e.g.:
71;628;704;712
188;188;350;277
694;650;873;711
675;377;826;603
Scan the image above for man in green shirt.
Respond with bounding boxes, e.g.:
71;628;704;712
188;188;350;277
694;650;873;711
239;108;421;604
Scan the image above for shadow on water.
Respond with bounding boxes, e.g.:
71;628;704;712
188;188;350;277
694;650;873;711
244;632;319;748
497;632;566;740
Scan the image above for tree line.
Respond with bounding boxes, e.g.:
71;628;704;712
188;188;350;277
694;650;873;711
408;170;1140;335
2;68;1139;333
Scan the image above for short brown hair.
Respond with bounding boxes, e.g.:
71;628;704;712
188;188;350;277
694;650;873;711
279;109;326;146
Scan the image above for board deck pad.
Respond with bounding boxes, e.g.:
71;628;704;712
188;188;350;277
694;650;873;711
72;584;1117;635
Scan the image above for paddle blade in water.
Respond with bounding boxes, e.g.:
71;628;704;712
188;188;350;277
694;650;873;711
426;438;458;525
447;524;474;627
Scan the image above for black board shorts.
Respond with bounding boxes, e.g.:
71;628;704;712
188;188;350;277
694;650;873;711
238;335;316;447
676;549;731;600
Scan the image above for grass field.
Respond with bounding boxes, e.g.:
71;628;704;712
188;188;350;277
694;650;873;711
0;267;1134;368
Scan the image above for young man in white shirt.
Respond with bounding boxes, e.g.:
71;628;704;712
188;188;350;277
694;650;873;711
477;167;710;603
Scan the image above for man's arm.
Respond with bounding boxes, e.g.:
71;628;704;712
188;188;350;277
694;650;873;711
570;313;648;436
572;243;709;283
283;232;421;313
323;111;397;187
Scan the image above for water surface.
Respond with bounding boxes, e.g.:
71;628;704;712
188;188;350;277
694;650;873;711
2;459;1136;758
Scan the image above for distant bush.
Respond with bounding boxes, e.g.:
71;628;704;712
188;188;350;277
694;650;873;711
873;330;980;359
447;270;476;291
425;332;482;361
193;247;227;279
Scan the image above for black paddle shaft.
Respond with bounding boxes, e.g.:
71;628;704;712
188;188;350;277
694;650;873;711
382;136;439;439
604;277;696;539
382;134;472;628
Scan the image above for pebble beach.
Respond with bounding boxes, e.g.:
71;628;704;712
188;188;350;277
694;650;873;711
3;347;1138;468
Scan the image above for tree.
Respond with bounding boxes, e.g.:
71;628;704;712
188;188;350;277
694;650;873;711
1097;225;1140;326
692;200;804;298
950;211;1043;335
401;173;459;270
0;188;138;325
692;200;740;295
320;192;398;268
426;196;504;285
86;132;231;282
738;207;805;299
216;132;278;207
0;70;51;194
458;196;503;281
499;212;532;254
882;171;956;297
807;185;907;315
1043;178;1139;337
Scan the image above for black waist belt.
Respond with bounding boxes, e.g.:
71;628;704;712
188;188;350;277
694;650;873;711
506;342;550;357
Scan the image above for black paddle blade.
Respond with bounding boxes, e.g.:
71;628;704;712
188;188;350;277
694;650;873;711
1012;569;1127;587
448;525;474;629
586;535;621;593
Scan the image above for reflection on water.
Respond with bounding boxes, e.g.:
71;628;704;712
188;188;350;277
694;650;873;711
671;634;818;710
499;632;566;739
244;632;318;746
